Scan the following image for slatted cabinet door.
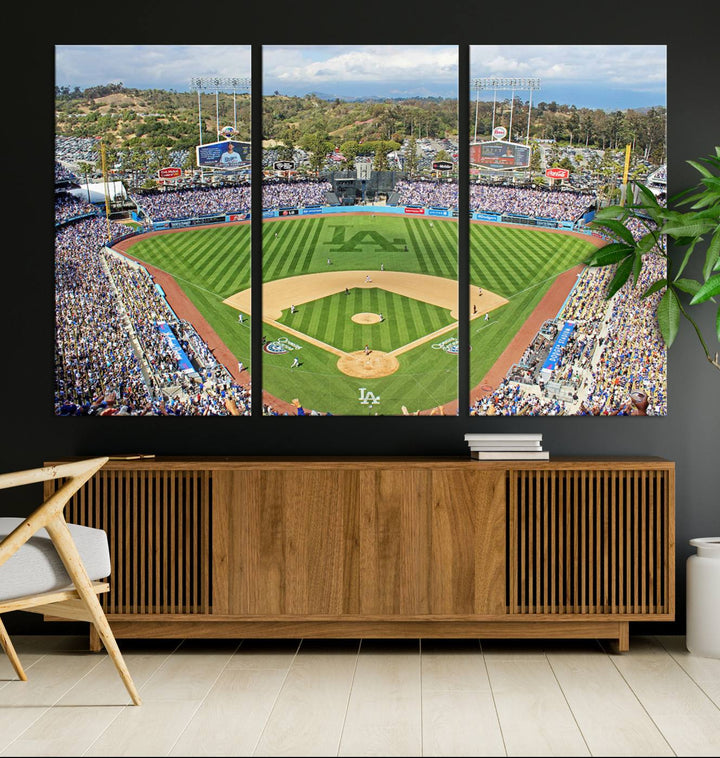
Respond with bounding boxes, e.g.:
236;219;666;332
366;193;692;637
507;466;673;618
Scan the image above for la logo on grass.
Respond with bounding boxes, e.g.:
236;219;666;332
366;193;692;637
358;388;380;406
327;226;405;253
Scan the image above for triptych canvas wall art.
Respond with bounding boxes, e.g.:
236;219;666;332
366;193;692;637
54;44;667;416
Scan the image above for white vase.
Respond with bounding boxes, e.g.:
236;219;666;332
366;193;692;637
686;537;720;659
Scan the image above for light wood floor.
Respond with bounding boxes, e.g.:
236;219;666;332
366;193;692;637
1;634;718;756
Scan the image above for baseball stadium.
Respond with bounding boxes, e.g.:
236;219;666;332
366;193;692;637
53;47;667;417
54;159;667;419
55;171;665;417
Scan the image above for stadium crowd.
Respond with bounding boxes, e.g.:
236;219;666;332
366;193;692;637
471;218;667;416
130;184;251;222
262;179;333;209
394;180;595;222
394;179;458;208
55;193;97;224
129;180;334;223
54;215;250;416
55;161;79;183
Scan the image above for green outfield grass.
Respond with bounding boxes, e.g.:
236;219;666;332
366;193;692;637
262;214;457;279
118;214;596;414
278;287;454;354
468;222;593;385
121;223;252;371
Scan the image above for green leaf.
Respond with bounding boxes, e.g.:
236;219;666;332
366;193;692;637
656;289;681;346
672;277;701;296
675;239;699;279
705;227;720;279
594;219;636;245
642;279;667;298
689;274;720;305
636;231;663;255
663;219;715;240
634;183;662;210
686;159;713;179
700;176;720;191
591;206;626;223
606;257;634;299
632;252;644;287
586;243;635;267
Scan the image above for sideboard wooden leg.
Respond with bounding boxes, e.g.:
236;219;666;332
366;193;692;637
89;625;101;652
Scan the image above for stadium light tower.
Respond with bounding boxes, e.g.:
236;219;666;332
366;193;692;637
471;77;540;144
190;76;251;145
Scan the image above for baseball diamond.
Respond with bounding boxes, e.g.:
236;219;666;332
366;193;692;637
113;213;598;415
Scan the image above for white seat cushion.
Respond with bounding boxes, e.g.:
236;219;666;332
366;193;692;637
0;517;111;602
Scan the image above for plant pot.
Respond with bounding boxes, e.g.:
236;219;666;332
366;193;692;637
686;537;720;659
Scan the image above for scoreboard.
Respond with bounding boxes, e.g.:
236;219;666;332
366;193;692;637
196;140;251;170
470;140;531;170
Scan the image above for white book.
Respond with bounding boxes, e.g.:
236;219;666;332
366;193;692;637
469;443;543;451
471;450;550;460
464;433;543;441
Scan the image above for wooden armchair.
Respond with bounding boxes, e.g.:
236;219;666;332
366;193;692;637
0;457;141;705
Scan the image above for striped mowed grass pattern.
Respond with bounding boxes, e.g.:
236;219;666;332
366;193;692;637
116;214;597;413
470;222;591;298
278;288;454;354
128;224;251;298
262;216;457;280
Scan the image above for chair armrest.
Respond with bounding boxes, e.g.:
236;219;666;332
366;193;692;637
0;457;108;491
0;457;109;568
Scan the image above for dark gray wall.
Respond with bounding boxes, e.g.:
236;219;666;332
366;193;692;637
3;8;719;635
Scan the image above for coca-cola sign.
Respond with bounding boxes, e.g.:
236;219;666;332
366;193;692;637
545;167;570;179
158;167;182;179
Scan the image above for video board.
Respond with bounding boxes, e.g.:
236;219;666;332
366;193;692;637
470;140;530;170
196;140;251;170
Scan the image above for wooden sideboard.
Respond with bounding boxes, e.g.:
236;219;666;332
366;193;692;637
43;457;675;651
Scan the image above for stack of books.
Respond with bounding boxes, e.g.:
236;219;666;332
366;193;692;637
464;433;549;460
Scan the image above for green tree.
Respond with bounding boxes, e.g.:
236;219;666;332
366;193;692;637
299;132;333;174
374;142;389;172
405;136;419;177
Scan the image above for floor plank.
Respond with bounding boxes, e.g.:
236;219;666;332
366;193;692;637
339;640;422;757
421;639;505;757
254;639;360;756
168;668;289;757
657;635;720;708
546;642;674;756
604;636;720;757
485;653;590;756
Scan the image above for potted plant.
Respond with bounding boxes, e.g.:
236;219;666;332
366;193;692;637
587;146;720;372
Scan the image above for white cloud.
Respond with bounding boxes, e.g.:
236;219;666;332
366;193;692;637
470;44;666;90
264;45;457;86
55;45;251;90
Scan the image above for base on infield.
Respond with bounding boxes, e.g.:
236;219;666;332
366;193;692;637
337;350;399;378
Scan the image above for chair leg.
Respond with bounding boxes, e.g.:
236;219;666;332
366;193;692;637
45;517;142;705
0;616;27;681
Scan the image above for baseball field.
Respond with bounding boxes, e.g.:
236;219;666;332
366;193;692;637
117;213;598;415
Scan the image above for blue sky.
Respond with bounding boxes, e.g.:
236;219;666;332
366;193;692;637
55;44;666;110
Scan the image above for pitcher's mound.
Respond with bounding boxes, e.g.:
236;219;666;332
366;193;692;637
337;350;399;378
351;312;382;324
